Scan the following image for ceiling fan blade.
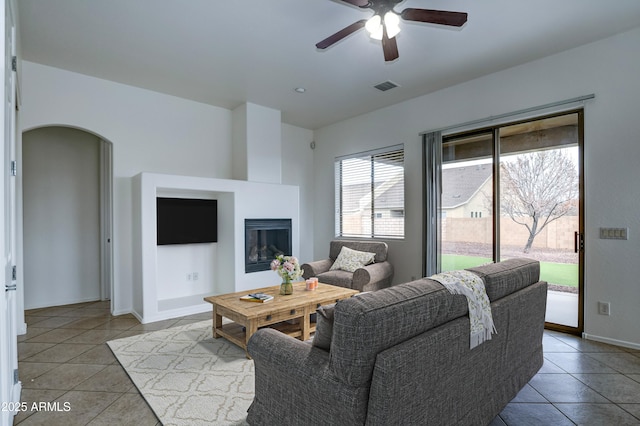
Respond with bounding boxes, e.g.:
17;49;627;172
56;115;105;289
400;8;468;27
340;0;370;6
382;31;399;62
316;19;367;49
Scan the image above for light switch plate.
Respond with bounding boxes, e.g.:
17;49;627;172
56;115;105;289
599;227;629;240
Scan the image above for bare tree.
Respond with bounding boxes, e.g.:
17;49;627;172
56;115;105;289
500;149;578;253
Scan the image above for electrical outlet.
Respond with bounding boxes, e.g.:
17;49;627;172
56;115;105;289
192;272;199;281
598;301;611;316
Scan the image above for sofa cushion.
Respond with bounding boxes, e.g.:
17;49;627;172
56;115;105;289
329;246;376;272
329;240;388;263
312;303;336;351
317;270;354;289
466;258;540;301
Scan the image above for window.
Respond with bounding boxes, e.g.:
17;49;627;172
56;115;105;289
335;145;404;238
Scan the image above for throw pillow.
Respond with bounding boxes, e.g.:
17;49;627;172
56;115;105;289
329;246;376;273
312;303;336;351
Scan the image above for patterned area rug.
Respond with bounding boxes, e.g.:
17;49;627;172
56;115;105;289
107;320;252;426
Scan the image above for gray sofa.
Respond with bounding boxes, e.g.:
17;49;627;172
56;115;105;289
247;258;547;426
301;240;394;292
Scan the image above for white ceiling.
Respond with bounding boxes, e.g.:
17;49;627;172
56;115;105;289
17;0;640;130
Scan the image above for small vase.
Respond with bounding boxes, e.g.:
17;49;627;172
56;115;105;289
280;278;294;295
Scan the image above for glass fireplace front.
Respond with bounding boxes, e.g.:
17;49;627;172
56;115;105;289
245;219;292;273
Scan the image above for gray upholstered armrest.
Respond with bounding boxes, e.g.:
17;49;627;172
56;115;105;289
352;261;394;292
301;259;333;279
247;329;368;425
248;328;329;369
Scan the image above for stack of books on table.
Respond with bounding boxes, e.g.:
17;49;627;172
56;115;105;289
239;293;274;303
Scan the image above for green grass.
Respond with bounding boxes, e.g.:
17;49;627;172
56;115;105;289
442;254;578;288
441;254;492;271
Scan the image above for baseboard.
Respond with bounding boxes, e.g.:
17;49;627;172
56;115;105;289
17;322;27;336
12;380;21;403
111;308;133;317
130;310;144;324
582;333;640;350
4;380;23;421
24;296;103;311
133;304;211;324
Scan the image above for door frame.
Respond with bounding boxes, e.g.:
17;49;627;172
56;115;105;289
19;127;114;309
99;140;113;304
548;110;584;334
1;0;21;421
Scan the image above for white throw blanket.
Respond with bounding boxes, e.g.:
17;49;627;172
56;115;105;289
430;270;496;349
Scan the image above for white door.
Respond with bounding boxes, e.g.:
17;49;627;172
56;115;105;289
1;0;20;423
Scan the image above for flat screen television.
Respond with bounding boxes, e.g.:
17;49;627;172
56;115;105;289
156;197;218;245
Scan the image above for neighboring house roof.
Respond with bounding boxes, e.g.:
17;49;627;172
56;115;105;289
368;179;404;210
340;166;490;213
340;182;370;213
340;172;404;213
441;165;492;209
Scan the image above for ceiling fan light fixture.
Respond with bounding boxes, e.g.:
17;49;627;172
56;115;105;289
316;1;468;62
365;15;383;40
384;11;401;38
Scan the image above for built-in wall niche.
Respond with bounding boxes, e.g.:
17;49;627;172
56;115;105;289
245;219;292;273
134;172;299;323
152;190;227;320
156;243;216;303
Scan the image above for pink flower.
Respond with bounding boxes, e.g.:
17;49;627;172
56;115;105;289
270;259;280;270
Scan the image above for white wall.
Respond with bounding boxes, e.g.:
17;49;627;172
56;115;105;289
22;127;101;309
313;27;640;347
156;237;218;301
232;102;283;184
19;61;314;316
246;103;282;184
20;62;233;315
282;123;314;264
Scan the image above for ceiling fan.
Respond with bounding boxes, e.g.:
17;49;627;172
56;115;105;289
316;0;468;62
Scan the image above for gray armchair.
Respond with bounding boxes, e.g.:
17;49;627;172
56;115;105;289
301;240;394;292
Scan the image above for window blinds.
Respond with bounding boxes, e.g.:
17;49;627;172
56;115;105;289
335;145;404;238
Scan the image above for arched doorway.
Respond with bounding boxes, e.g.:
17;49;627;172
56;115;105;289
21;126;112;309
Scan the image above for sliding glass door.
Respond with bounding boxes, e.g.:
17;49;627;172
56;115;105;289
440;131;495;270
431;111;584;333
498;117;582;330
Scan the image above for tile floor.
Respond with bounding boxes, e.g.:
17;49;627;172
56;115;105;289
12;300;640;425
14;300;210;425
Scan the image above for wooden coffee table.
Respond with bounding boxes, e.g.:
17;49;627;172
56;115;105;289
204;282;358;357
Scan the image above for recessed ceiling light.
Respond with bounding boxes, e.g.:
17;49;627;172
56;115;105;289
294;87;306;93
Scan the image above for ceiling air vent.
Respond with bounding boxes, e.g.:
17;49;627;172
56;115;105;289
374;80;399;92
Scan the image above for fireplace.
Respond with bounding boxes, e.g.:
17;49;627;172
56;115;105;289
245;219;292;273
